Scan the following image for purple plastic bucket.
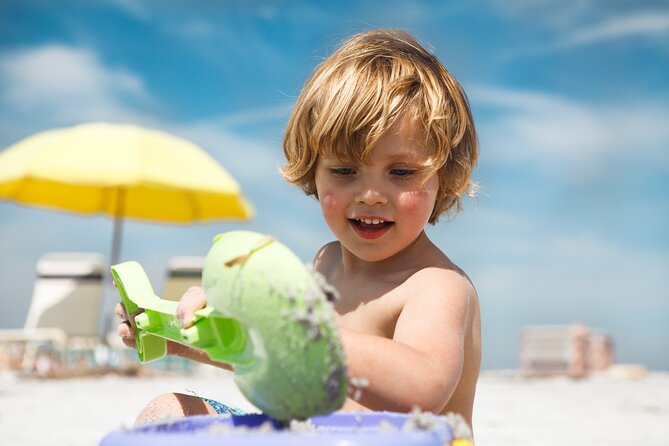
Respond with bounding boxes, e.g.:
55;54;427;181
100;412;454;445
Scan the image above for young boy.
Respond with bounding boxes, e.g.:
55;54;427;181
116;29;480;427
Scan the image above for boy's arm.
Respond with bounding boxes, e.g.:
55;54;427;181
166;340;233;370
339;268;474;413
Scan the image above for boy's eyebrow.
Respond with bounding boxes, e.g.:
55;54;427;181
319;155;356;164
321;153;433;165
379;150;435;165
384;152;428;161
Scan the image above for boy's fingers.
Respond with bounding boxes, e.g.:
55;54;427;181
114;303;127;320
115;301;144;323
117;322;137;349
115;303;138;345
119;329;136;348
177;286;208;328
117;321;132;337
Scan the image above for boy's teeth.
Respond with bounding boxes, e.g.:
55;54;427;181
358;218;383;225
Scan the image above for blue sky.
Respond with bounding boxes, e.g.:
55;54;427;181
1;0;667;370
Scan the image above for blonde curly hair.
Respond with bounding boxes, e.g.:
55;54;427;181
282;29;478;223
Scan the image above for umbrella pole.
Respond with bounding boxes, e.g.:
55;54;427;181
110;188;125;267
111;215;123;267
102;189;125;342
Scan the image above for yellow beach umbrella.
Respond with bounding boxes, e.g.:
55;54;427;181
0;122;254;265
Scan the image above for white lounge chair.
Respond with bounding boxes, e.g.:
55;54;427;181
161;256;205;301
0;252;105;373
518;324;614;378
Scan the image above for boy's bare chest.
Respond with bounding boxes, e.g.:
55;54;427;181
332;278;406;338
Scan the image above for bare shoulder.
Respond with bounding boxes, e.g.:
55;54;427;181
405;264;477;304
395;264;479;338
399;235;476;306
312;241;341;276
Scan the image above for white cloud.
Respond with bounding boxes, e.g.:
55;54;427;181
490;0;600;28
0;44;155;126
203;104;294;129
555;11;669;49
470;86;669;174
497;7;669;59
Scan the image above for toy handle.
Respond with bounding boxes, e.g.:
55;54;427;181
111;261;250;365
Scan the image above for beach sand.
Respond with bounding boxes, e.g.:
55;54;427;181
1;367;667;445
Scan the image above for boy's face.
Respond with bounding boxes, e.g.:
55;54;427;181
314;118;439;263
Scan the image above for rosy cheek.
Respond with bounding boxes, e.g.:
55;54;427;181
402;193;438;225
319;191;342;213
398;191;432;212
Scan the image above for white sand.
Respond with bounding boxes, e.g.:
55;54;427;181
1;367;667;446
473;370;669;446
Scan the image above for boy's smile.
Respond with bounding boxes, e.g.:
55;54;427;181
349;217;394;240
314;117;439;263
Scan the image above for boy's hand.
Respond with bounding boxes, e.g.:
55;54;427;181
115;302;139;348
115;286;207;348
176;286;208;328
116;286;223;367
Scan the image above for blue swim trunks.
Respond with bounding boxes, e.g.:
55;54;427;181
200;397;248;416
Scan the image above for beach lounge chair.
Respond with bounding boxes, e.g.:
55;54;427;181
0;252;105;372
161;256;205;301
519;323;614;378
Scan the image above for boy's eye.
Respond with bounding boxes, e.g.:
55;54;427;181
390;168;416;177
330;167;355;176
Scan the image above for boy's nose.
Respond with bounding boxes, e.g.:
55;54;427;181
355;182;388;206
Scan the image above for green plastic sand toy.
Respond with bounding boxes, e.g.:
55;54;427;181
111;230;348;421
